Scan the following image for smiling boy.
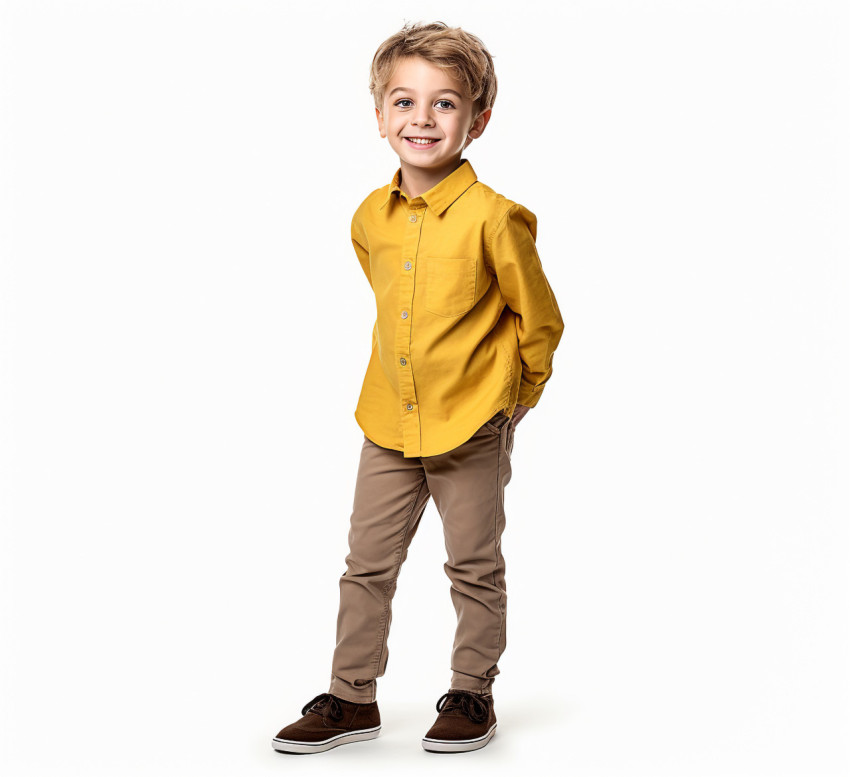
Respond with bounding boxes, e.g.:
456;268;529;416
272;21;564;755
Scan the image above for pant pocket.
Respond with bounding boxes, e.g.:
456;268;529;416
482;411;510;435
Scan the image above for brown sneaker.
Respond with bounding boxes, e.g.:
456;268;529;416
421;689;497;752
271;692;381;754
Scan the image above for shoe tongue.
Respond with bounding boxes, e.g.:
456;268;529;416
313;695;344;721
444;691;489;719
443;692;472;712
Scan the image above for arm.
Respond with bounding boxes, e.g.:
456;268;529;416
351;209;373;290
487;203;565;408
351;208;379;350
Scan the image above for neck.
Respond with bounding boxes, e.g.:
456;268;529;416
399;157;464;200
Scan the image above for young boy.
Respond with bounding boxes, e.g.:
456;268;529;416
272;21;563;755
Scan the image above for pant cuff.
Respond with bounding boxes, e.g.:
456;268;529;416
328;677;376;704
448;679;494;695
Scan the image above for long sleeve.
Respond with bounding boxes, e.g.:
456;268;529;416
487;203;564;407
351;208;373;290
351;206;380;353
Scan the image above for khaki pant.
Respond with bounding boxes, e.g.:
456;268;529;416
328;410;516;703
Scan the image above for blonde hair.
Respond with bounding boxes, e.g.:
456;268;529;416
369;21;498;119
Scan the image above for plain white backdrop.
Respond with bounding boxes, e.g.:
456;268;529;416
1;1;848;775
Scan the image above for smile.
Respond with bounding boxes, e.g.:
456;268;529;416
404;137;441;148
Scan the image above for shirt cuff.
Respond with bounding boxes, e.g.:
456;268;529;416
517;379;544;408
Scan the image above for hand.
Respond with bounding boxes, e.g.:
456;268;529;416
511;404;531;426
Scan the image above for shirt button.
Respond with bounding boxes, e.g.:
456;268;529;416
406;403;414;410
408;214;417;223
404;261;412;270
401;310;408;319
400;357;407;366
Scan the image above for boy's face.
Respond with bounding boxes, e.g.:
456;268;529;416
376;56;491;177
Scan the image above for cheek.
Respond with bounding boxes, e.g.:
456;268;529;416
388;117;407;135
444;117;469;137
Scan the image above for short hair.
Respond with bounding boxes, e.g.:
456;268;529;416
369;21;498;119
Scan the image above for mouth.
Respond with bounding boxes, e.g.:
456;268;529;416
404;137;441;149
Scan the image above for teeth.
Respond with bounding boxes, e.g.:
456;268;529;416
407;137;437;144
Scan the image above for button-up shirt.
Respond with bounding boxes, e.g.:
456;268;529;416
351;157;564;457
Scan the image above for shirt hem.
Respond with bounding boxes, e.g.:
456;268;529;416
355;403;517;458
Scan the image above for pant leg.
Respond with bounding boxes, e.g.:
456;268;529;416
328;435;431;703
422;411;515;694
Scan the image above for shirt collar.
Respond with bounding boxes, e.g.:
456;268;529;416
379;158;478;215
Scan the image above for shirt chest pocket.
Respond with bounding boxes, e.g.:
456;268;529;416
424;256;477;317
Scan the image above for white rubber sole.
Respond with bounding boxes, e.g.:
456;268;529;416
422;722;497;752
272;724;381;754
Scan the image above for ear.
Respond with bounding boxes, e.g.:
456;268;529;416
375;107;386;138
468;107;492;140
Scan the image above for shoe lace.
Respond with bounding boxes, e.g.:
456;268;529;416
435;690;490;723
301;692;343;721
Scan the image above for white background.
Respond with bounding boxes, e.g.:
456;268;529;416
1;1;848;775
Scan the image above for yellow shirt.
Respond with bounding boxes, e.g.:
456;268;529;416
351;157;564;457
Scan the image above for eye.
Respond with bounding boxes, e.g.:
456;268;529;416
394;99;413;108
436;99;455;109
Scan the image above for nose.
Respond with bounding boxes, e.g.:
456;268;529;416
410;104;435;128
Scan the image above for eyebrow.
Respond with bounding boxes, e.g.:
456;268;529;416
388;87;464;99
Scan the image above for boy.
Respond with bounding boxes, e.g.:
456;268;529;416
272;21;563;755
